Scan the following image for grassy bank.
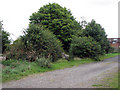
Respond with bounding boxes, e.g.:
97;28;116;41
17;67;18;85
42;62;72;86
1;53;119;82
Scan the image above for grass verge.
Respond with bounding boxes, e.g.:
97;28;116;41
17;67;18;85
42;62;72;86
100;52;119;60
1;53;119;83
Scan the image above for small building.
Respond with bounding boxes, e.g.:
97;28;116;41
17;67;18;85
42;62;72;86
108;38;120;51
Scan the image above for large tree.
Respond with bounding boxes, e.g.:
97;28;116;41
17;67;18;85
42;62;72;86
29;3;81;51
83;20;110;54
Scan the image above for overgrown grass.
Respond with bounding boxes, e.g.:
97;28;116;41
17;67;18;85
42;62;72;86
109;72;119;88
103;71;119;89
92;71;119;88
91;52;119;88
1;53;119;82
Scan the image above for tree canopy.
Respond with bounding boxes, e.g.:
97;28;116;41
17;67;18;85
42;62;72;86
29;3;81;51
3;3;113;62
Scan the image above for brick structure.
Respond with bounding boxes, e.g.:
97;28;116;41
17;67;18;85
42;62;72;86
108;38;120;51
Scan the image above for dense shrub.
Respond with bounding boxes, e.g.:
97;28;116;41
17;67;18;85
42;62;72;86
36;57;51;68
69;36;101;60
22;24;63;62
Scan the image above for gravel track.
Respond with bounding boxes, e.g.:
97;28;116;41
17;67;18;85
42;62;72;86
2;56;119;88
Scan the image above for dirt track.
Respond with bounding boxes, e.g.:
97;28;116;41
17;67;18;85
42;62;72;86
2;56;119;88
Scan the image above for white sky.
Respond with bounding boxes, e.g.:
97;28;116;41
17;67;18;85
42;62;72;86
0;0;119;41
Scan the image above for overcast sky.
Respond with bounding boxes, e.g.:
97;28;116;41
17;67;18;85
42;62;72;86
0;0;119;41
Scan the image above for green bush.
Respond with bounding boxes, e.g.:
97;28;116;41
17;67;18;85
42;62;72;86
83;20;111;54
69;36;101;60
36;57;51;68
22;24;63;62
108;47;115;53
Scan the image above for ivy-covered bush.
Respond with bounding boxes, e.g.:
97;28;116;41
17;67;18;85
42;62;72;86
22;24;63;62
69;36;101;60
